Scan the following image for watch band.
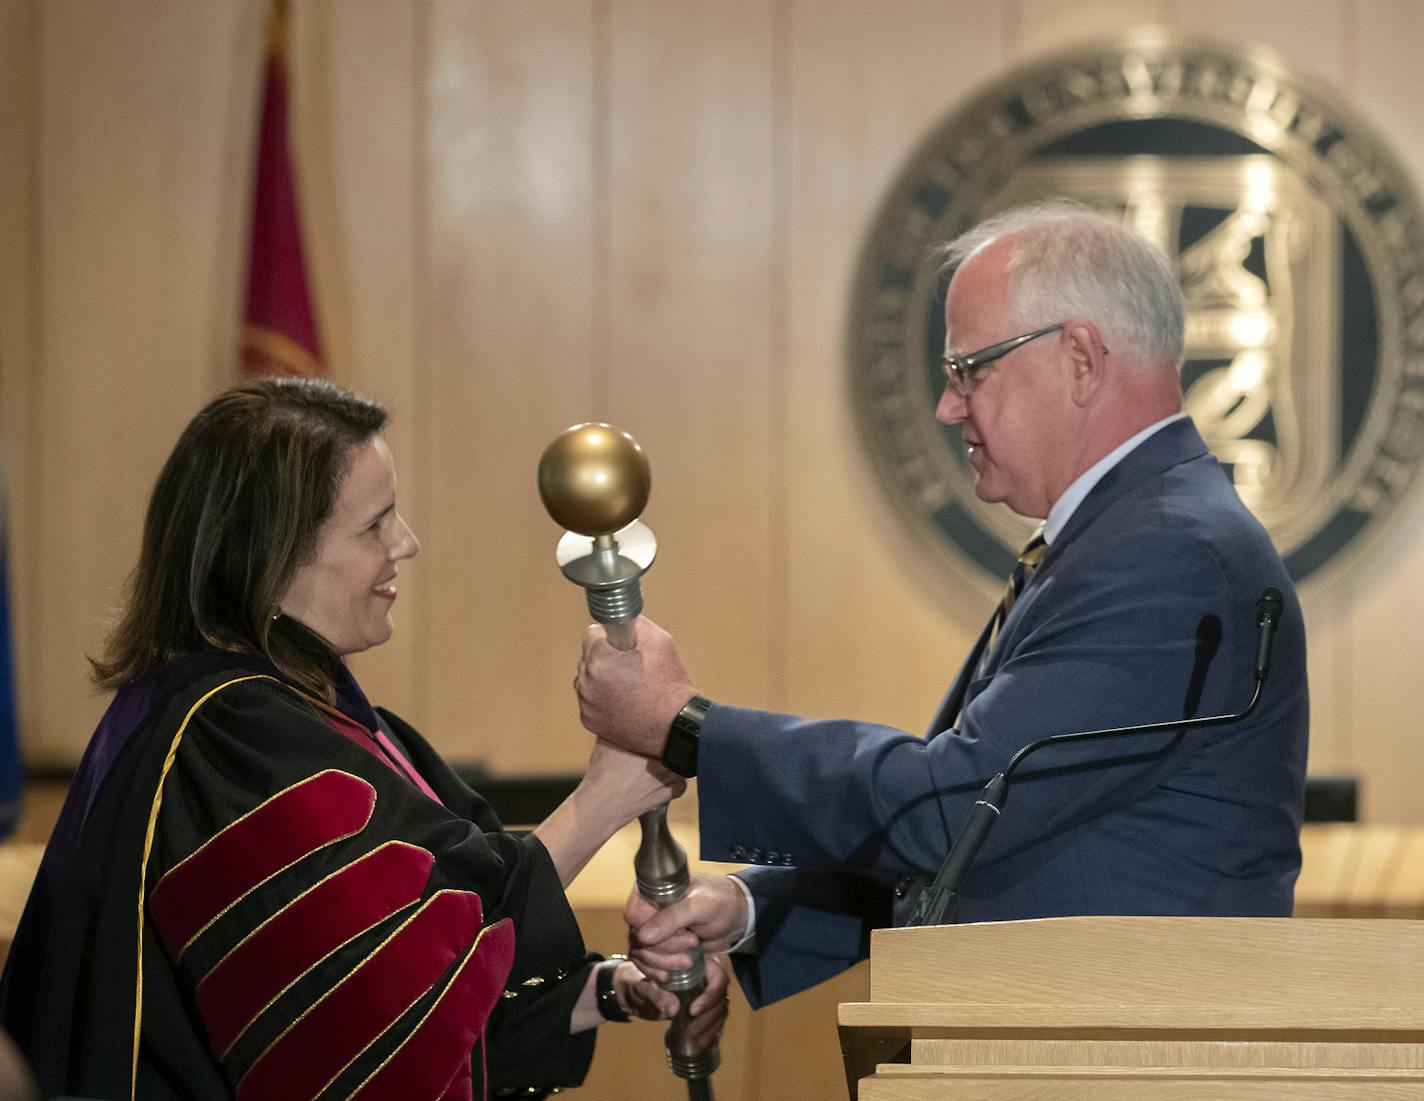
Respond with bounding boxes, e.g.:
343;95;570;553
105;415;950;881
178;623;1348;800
596;955;632;1023
661;694;710;778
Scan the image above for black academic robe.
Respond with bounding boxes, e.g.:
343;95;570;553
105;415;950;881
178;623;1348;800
2;653;596;1100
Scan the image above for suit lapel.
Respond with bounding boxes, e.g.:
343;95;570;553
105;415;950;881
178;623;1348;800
925;613;996;739
924;418;1214;740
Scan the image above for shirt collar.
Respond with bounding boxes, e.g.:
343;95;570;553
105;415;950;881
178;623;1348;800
1043;412;1188;545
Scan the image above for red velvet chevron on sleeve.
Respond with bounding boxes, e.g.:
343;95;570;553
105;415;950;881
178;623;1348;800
236;891;502;1101
196;840;435;1058
350;917;515;1101
148;763;518;1100
149;770;377;958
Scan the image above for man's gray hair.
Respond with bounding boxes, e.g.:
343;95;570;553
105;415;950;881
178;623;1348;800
942;200;1185;369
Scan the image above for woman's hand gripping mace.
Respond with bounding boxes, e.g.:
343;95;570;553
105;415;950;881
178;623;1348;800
538;423;719;1097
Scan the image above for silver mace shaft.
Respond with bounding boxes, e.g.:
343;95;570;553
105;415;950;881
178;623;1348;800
634;799;718;1094
558;529;719;1094
539;423;718;1096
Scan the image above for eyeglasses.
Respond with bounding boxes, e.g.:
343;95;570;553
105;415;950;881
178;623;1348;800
941;323;1065;399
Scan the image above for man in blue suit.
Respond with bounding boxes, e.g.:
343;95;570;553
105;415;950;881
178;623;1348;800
575;201;1309;1008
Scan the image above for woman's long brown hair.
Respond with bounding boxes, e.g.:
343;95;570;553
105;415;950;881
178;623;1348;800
91;377;387;700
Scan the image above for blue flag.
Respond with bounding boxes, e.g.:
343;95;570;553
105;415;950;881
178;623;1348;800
0;487;21;839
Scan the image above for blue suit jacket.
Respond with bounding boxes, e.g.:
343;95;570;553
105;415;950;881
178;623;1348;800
697;419;1309;1008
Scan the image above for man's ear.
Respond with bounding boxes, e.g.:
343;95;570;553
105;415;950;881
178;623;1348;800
1063;319;1108;407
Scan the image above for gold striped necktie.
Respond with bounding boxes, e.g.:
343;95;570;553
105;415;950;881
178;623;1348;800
935;526;1050;734
981;527;1047;670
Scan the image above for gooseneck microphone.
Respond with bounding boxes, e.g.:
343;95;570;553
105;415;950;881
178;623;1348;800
1254;587;1283;680
909;587;1285;928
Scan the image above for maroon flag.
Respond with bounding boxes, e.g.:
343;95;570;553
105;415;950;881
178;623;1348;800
242;0;321;376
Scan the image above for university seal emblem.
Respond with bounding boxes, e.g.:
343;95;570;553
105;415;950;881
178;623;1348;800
849;33;1424;601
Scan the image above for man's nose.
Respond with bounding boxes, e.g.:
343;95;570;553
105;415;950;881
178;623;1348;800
936;386;967;425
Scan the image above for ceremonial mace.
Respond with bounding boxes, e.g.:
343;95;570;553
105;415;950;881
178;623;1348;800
538;423;719;1099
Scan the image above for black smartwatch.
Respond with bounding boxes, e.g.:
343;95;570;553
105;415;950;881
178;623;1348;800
661;695;710;778
595;955;632;1022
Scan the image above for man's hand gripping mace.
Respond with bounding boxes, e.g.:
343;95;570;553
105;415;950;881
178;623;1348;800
538;423;719;1098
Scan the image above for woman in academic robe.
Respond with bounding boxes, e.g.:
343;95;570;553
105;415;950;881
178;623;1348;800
0;377;725;1100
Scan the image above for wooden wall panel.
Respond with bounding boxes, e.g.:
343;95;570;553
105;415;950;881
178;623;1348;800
0;0;37;766
600;0;780;714
28;0;264;764
1339;0;1424;824
1017;0;1175;53
422;0;601;768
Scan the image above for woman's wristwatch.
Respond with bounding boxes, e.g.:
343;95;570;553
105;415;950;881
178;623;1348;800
595;955;632;1023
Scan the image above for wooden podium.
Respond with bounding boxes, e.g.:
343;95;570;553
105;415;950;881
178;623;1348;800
839;917;1424;1099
